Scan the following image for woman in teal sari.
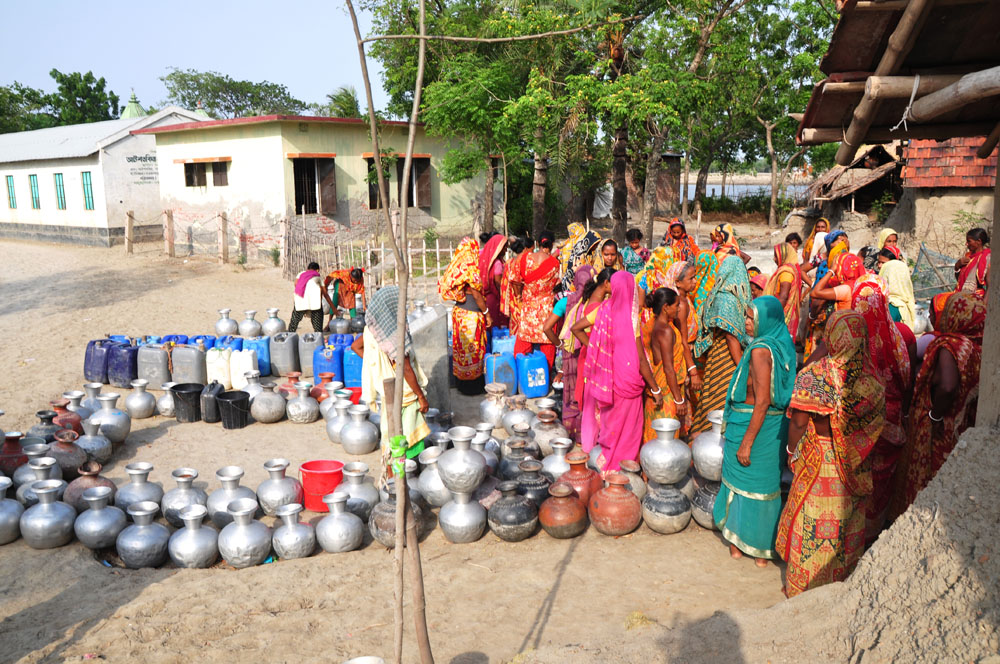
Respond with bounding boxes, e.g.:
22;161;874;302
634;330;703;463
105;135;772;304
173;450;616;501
714;295;796;567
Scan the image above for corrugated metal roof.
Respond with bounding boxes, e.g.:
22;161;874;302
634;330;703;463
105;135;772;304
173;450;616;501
0;107;201;164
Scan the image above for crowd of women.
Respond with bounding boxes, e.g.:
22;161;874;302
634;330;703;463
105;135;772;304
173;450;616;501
438;219;990;598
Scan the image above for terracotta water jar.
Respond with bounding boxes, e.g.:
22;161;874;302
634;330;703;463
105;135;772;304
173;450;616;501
50;399;83;435
560;451;603;505
588;472;642;536
63;461;117;513
538;482;588;539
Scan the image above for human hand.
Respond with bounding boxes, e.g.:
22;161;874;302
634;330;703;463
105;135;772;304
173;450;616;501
737;440;753;466
652;391;664;408
690;371;703;392
675;400;688;418
418;395;430;414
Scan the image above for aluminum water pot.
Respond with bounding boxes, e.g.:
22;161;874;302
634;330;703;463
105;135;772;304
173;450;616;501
161;468;208;528
117;501;171;568
215;308;239;336
19;480;74;549
272;503;316;560
639;418;689;485
261;308;287;336
73;485;126;549
115;462;163;513
89;393;131;445
125;379;156;419
317;489;364;553
218;498;271;568
239;310;262;338
0;476;25;545
340;405;379;455
691;410;725;482
256;458;304;516
168;504;219;568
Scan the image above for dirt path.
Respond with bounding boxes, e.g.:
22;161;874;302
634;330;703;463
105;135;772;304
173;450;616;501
0;240;787;663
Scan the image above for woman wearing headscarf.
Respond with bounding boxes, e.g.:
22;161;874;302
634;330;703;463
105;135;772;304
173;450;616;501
889;292;986;521
439;237;490;394
637;246;677;294
479;234;508;329
591;237;625;272
562;226;601;292
879;259;916;331
777;311;886;597
802;218;829;263
712;223;741;263
690;256;752;435
512;231;562;366
665;219;700;263
643;287;689;439
955;227;990;296
580;271;662;473
810;253;867;314
876;228;904;261
715;296;795;567
764;243;803;338
555;265;596;438
352;285;430;458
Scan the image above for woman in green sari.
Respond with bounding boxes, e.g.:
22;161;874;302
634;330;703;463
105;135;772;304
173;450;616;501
714;295;796;567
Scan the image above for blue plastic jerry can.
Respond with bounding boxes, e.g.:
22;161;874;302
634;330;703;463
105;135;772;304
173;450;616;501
516;350;550;398
486;352;517;395
244;336;272;376
343;347;363;388
313;345;345;383
190;334;216;350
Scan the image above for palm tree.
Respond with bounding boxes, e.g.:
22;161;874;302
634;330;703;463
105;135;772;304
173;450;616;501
325;85;362;119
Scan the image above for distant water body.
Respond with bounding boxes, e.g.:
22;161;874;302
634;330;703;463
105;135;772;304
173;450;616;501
686;183;809;201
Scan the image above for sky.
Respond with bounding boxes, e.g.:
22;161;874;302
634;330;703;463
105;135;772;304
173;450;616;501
1;0;390;115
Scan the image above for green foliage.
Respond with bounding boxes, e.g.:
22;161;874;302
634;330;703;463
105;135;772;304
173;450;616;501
237;253;248;266
0;83;56;133
807;142;838;174
871;191;895;224
952;206;987;235
423;227;440;244
311;85;363;118
268;246;281;267
160;68;305;118
47;69;120;125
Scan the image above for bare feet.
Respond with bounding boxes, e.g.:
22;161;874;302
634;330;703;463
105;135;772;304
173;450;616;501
754;557;769;568
729;544;743;560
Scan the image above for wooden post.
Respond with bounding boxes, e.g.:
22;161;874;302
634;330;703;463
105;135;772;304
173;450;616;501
219;212;229;264
421;238;428;298
164;210;175;258
279;219;287;267
975;172;1000;428
125;210;134;256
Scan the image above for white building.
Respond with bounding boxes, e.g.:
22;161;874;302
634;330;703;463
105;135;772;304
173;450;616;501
0;106;203;246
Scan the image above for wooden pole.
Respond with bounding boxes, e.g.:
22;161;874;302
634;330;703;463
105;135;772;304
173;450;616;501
800;122;997;146
864;74;963;100
833;0;934;166
125;210;134;256
975;167;1000;428
976;121;1000;159
422;238;428;299
164;210;175;258
219;212;229;264
908;66;1000;124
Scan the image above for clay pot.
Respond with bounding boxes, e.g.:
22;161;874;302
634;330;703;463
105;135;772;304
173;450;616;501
487;481;538;542
538;482;588;539
516;460;551;507
50;399;83;435
589;473;642;536
499;441;529;483
311;373;336;402
63;461;117;513
560;451;603;505
278;371;303;400
28;410;62;442
49;430;88;481
0;431;27;476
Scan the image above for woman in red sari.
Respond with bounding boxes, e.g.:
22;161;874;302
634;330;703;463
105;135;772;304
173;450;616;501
500;238;527;338
512;231;561;366
954;227;990;296
665;219;700;263
778;310;885;597
889;291;986;520
439;237;490;395
479;234;508;329
580;271;661;473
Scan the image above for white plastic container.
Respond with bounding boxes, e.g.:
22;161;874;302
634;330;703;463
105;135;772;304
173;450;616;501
206;347;233;390
229;349;257;391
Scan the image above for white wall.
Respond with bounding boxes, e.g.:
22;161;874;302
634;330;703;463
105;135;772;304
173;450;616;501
100;133;163;230
0;156;107;229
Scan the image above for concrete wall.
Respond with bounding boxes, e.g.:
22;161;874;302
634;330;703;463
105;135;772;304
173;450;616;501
100;132;168;241
888;187;994;258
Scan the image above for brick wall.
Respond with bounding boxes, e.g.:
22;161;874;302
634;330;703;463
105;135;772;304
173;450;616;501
903;137;997;189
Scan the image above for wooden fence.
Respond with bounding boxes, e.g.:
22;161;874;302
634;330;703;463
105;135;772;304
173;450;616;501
282;215;456;302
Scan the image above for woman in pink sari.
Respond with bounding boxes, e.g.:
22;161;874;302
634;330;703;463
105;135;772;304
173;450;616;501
479;234;509;328
581;271;662;472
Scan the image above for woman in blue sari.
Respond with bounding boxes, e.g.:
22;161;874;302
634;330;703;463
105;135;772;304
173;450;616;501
714;295;796;567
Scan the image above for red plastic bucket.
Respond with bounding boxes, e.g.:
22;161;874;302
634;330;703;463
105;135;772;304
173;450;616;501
299;459;345;512
347;387;362;404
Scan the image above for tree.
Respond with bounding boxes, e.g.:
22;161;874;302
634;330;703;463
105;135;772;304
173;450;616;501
0;83;57;133
160;68;305;118
312;85;363;118
47;69;120;125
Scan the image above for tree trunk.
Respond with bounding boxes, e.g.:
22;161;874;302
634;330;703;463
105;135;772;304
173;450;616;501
760;119;779;228
681;130;694;219
483;156;494;233
532;148;547;239
694;157;713;218
643;129;666;247
611;125;629;244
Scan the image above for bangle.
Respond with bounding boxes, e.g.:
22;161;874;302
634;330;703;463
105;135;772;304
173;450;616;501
673;397;685;405
786;445;795;456
928;410;943;422
687;366;699;375
650;387;662;395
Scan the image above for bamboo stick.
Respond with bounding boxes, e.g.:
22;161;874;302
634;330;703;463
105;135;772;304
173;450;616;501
865;74;963;100
800;122;997;145
908;66;1000;124
976;121;1000;159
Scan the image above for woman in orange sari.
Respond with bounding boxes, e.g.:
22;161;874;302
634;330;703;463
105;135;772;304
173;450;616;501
778;310;885;597
712;223;741;263
889;291;986;520
764;243;803;338
665;219;700;263
643;287;688;439
439;237;490;395
512;231;561;366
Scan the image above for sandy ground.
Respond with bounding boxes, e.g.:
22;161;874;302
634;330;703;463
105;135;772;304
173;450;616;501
0;240;788;664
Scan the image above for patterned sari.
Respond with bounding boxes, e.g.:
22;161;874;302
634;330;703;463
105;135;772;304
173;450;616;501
690;256;751;435
713;223;740;263
642;310;688;441
777;311;885;597
637;246;677;293
764;243;803;338
622;245;647;275
956;248;990;296
439;238;487;383
513;250;561;345
666;220;701;263
691;252;719;319
559;266;597;440
479;234;508;328
714;296;795;559
889;292;985;520
500;254;522;335
590;238;625;272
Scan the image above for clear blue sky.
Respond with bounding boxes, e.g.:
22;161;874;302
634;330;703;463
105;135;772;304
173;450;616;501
0;0;390;115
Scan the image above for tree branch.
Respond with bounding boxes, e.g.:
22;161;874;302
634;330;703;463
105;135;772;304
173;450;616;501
362;14;647;44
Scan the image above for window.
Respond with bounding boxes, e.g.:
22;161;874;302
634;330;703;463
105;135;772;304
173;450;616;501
292;158;317;214
81;171;94;210
5;175;14;209
212;162;228;186
395;157;432;208
29;174;40;209
184;163;207;187
365;157;388;209
317;158;337;215
54;173;66;210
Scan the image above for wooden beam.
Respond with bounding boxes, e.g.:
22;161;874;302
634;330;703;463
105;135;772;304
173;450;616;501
866;74;964;100
172;156;232;164
801;121;997;144
907;65;1000;123
851;0;984;10
976;120;1000;158
834;0;935;166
